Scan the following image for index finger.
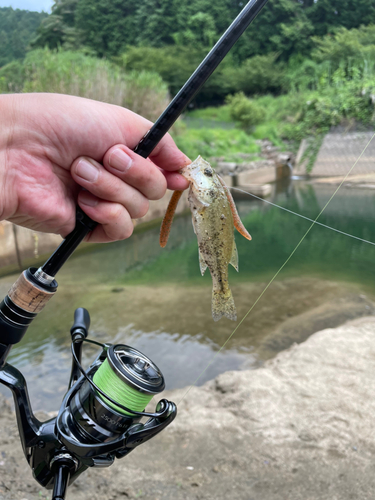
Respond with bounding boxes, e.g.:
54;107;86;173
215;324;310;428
148;133;191;172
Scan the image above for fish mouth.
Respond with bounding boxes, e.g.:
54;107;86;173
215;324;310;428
179;157;203;182
179;165;194;182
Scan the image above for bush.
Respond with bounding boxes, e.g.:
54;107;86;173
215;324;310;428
23;48;169;121
312;25;375;68
226;92;265;131
0;60;25;93
225;54;285;95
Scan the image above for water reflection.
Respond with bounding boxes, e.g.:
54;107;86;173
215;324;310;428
1;180;375;411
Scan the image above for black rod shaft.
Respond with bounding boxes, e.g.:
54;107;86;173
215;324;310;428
42;0;269;277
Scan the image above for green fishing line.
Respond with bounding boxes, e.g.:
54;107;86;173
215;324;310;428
93;359;153;415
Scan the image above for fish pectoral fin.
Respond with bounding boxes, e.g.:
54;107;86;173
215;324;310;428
199;248;208;276
218;175;252;241
160;190;184;248
230;240;239;272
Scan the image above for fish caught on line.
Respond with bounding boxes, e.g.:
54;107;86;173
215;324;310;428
160;155;251;321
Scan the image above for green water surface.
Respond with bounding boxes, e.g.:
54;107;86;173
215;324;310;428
1;180;375;411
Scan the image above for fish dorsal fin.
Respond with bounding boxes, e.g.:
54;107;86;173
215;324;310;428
160;190;183;248
230;239;239;272
199;248;208;276
218;175;252;241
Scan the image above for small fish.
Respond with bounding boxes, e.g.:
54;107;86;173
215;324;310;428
160;156;251;321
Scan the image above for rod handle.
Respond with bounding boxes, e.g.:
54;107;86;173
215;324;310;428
8;268;57;314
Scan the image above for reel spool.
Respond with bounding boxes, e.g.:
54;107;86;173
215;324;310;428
69;344;166;443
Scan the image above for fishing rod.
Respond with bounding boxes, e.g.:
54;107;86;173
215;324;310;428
0;0;269;498
41;0;269;278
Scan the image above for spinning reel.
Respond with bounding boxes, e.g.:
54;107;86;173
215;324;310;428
0;280;176;499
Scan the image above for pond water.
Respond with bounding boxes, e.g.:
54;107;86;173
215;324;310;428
1;179;375;412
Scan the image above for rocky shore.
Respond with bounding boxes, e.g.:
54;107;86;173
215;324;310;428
1;317;375;499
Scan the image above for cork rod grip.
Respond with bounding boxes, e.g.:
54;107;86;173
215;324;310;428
8;271;56;313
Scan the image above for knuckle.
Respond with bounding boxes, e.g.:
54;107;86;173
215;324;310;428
106;205;133;241
133;198;149;219
149;178;167;201
109;204;123;222
115;222;133;241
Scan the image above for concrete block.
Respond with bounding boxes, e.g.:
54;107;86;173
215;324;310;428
236;167;276;185
232;184;272;198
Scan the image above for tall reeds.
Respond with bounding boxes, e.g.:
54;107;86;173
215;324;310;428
21;48;169;121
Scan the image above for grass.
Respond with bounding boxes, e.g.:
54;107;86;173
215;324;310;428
185;105;232;122
177;95;298;160
172;126;262;162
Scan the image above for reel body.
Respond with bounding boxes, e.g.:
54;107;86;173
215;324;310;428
0;307;176;496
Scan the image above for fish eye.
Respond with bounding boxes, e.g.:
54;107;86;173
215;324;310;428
204;167;213;177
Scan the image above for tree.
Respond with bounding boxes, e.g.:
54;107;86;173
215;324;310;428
232;0;314;62
309;0;375;37
31;0;81;50
74;0;138;56
0;7;47;66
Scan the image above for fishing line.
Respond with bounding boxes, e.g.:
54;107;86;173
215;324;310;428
177;131;375;405
93;358;154;415
231;187;375;247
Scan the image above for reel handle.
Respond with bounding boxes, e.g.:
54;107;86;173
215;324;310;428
71;307;90;338
52;464;70;500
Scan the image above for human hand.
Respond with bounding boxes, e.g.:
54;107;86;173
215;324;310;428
0;93;190;242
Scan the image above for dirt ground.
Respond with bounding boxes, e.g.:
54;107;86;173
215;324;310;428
2;316;375;500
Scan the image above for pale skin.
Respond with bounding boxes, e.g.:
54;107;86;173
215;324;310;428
0;93;190;243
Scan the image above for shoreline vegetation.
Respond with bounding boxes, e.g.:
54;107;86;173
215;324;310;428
1;2;375;172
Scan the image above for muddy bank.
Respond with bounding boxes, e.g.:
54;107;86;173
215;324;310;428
2;317;375;499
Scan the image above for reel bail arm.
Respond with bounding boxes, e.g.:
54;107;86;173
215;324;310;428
69;307;90;388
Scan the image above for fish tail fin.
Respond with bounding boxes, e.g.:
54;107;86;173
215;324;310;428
212;289;237;322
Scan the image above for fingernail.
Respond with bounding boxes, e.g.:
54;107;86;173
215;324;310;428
76;159;99;182
80;191;98;207
109;148;133;172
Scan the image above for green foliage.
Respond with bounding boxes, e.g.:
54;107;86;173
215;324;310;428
119;46;204;97
0;60;25;93
172;126;260;162
0;7;47;66
309;0;375;38
134;0;240;49
226;54;285;95
31;0;81;50
233;0;375;62
173;12;217;47
185;105;232;123
22;48;168;121
119;45;234;105
298;135;324;174
33;0;375;66
312;25;375;66
232;0;314;62
74;0;137;57
226;92;265;132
